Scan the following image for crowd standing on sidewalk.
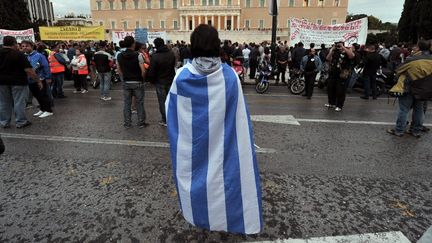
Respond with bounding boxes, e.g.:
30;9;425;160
0;29;431;137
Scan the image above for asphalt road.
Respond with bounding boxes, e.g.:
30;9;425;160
0;81;431;242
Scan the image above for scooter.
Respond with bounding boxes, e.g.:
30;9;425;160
255;62;273;94
232;57;245;84
353;66;395;96
288;68;306;95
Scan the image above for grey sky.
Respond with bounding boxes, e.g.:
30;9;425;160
51;0;405;23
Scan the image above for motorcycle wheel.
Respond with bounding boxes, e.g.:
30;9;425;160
290;78;305;95
256;81;269;94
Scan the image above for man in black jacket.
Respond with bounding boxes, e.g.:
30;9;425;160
117;36;148;128
360;44;386;100
147;38;176;127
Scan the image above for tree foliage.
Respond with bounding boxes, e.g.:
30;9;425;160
398;0;432;42
0;0;31;29
346;14;397;30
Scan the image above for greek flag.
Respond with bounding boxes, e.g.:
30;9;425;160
165;62;263;234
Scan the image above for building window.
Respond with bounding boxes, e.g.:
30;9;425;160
331;19;337;25
97;1;102;10
173;0;178;8
109;0;114;10
303;0;310;7
99;21;103;26
289;0;294;7
215;0;219;5
190;0;194;6
173;20;178;29
245;0;250;7
148;20;153;29
202;0;206;5
227;0;232;5
318;0;324;6
147;0;151;9
136;21;140;28
123;21;128;29
259;19;264;28
209;0;213;5
334;0;340;6
160;20;165;29
259;0;265;7
160;0;164;8
121;0;126;10
111;21;116;29
317;19;323;25
134;0;139;9
287;19;291;27
245;20;250;28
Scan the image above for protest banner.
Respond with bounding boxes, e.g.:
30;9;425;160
0;29;35;45
39;26;105;41
290;17;368;47
135;28;148;44
147;31;167;45
112;30;135;45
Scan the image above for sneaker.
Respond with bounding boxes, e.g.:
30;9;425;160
1;124;11;129
324;104;336;108
158;121;167;127
81;90;89;94
138;122;150;128
335;107;342;112
38;111;53;118
16;121;32;129
100;96;105;100
73;90;81;93
132;109;137;114
124;124;131;129
408;131;421;138
387;129;404;137
103;96;112;101
421;126;430;133
33;110;44;117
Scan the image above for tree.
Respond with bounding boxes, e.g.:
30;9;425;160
398;0;432;42
0;0;31;29
346;14;397;31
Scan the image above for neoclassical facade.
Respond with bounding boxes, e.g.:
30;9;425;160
90;0;348;42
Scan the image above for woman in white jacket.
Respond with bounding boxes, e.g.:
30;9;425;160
70;48;89;93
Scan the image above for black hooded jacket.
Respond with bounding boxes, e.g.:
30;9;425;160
147;46;176;85
117;49;143;82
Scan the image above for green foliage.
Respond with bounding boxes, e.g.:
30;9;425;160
346;14;397;30
398;0;432;42
0;0;32;29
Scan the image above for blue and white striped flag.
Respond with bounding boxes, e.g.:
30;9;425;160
165;62;263;234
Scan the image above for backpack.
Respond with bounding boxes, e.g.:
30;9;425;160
305;56;316;72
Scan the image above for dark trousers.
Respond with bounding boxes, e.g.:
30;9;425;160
304;71;317;97
327;75;347;108
51;73;65;96
29;80;52;113
277;65;287;83
156;83;171;123
363;72;377;98
249;60;258;79
123;82;146;126
73;73;88;91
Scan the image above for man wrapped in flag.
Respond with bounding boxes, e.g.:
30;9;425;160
165;24;263;234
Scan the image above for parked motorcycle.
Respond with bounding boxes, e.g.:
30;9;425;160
288;68;306;95
353;66;395;96
232;57;245;84
255;62;273;94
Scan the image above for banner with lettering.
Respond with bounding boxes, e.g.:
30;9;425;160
112;30;135;45
39;26;105;41
147;31;167;45
0;29;35;45
290;17;368;47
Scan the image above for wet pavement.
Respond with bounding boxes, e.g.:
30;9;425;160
0;81;431;242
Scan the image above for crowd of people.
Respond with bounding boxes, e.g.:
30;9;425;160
0;25;431;137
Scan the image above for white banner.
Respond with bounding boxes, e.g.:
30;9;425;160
290;18;368;47
0;28;35;45
147;31;167;45
112;30;135;45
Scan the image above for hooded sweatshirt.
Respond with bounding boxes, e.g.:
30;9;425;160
117;49;143;82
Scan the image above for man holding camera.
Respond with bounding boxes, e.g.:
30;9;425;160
325;42;356;111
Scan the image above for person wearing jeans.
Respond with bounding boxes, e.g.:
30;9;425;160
0;36;41;128
98;72;111;100
93;42;113;101
389;93;425;137
117;36;148;128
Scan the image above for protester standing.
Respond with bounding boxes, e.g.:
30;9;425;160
93;42;114;101
360;44;386;100
300;48;322;99
147;38;176;127
249;44;259;79
21;41;54;118
117;36;148;128
276;46;289;85
70;48;89;94
48;44;67;98
0;36;41;128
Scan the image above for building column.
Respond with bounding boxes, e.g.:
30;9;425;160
237;15;240;30
180;15;183;31
217;15;221;30
192;15;195;30
198;15;201;25
211;15;215;26
205;15;208;25
224;15;227;30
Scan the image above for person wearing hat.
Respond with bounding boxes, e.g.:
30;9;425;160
146;37;176;127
